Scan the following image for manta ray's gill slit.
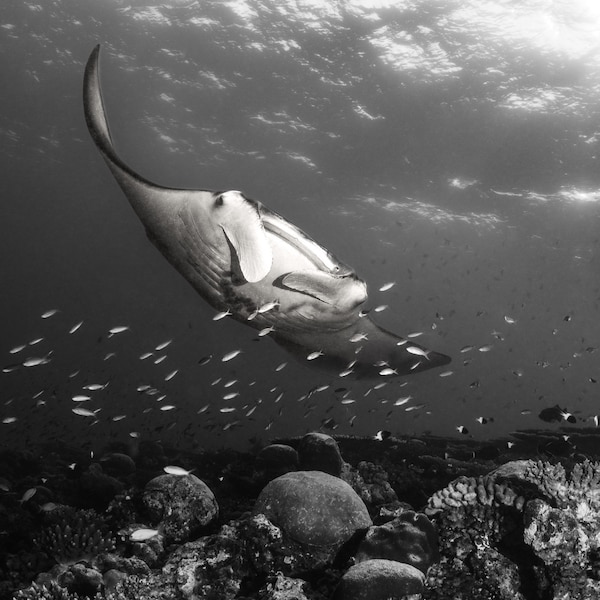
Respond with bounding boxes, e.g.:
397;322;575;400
177;203;231;302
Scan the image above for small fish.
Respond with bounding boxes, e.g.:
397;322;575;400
72;407;99;417
2;417;17;424
2;364;19;373
456;425;469;434
155;340;172;351
475;416;489;424
72;395;92;402
23;355;51;367
108;326;130;336
275;362;287;372
439;370;454;377
507;441;516;449
41;309;59;319
160;405;176;411
130;528;160;542
394;396;412;406
379;367;397;376
257;300;280;313
29;337;44;345
223;392;239;400
154;355;167;364
338;368;354;377
407;332;423;338
164;465;193;476
379;282;396;292
9;344;26;354
69;321;83;334
20;487;37;504
406;346;430;359
341;399;356;405
213;309;231;321
220;407;236;413
405;404;423;412
83;383;107;391
222;349;242;362
306;350;324;361
504;315;516;324
460;345;473;353
112;415;127;421
373;305;388;313
137;384;151;392
246;406;257;416
39;502;59;512
104;352;116;360
198;355;212;366
478;345;493;352
164;369;178;381
349;333;368;343
258;326;275;337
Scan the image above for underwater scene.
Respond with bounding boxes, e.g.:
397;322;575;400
2;0;600;598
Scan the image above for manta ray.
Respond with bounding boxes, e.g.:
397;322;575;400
83;45;450;378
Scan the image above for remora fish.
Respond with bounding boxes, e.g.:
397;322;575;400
83;46;450;378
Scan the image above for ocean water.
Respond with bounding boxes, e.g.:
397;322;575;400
2;0;600;453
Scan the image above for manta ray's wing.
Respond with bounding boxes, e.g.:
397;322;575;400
274;314;451;377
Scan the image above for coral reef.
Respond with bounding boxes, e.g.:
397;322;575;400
423;459;600;600
7;437;600;600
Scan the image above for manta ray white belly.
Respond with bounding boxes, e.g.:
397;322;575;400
83;45;451;378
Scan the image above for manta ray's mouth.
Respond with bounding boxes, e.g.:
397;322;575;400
260;208;353;276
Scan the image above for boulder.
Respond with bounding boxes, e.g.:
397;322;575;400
333;559;424;600
254;470;371;550
142;474;218;543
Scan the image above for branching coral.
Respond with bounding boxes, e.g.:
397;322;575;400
35;509;115;567
13;581;99;600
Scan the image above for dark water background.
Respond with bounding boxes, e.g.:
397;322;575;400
2;0;600;452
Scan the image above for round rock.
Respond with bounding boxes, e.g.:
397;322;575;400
253;470;371;549
256;444;299;473
298;432;344;476
355;511;439;574
142;474;218;543
333;559;425;600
